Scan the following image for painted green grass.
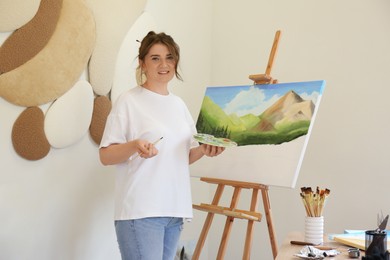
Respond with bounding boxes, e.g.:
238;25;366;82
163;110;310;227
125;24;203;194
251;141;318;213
196;107;310;146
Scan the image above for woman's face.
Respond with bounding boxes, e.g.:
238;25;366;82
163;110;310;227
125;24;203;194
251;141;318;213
141;43;176;86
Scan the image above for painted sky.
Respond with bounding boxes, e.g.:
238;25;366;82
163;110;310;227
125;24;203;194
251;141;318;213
204;80;325;117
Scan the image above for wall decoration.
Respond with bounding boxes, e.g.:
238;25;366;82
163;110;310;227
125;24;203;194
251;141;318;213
0;0;149;160
44;80;94;148
0;0;63;74
86;0;147;96
0;0;95;107
192;80;325;188
12;106;50;160
89;96;112;145
111;11;157;103
0;0;40;31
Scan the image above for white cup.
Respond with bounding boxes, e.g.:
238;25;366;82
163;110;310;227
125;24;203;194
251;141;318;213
305;216;324;245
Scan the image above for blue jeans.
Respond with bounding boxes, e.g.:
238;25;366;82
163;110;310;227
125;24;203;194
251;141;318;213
115;217;184;260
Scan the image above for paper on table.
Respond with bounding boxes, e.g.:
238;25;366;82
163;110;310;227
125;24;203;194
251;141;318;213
330;230;390;250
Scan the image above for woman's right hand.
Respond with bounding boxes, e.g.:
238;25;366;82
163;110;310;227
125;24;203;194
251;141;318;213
134;139;158;159
99;139;159;165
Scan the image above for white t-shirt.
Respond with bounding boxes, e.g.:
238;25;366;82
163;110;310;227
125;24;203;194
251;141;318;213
100;86;198;220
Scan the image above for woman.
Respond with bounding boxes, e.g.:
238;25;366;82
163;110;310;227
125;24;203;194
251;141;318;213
99;31;225;260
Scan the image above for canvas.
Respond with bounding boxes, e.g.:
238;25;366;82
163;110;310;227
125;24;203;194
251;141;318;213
191;80;325;188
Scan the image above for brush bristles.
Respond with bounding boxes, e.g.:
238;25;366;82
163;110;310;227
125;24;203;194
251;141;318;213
300;186;330;217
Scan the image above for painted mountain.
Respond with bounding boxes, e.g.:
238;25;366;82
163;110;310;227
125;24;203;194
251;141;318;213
196;81;325;146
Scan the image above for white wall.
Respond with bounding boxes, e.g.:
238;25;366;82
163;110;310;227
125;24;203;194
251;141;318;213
1;0;390;260
201;0;390;259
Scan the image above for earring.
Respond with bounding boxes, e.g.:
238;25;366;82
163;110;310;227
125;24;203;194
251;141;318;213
136;67;146;86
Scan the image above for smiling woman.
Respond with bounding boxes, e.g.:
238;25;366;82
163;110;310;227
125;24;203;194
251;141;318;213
137;31;182;95
98;31;225;260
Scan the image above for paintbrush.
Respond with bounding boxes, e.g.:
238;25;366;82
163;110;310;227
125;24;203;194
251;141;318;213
133;137;163;159
300;186;330;217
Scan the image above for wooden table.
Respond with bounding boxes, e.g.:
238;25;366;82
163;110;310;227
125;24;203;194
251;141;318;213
276;231;362;259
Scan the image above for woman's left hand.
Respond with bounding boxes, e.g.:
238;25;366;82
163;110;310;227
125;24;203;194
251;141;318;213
201;144;225;157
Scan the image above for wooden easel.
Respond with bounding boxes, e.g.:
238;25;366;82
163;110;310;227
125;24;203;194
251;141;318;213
192;30;282;260
249;30;281;85
192;178;278;259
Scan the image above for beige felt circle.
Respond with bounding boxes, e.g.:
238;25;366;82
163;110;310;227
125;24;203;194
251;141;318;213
0;0;95;107
89;96;112;145
44;80;94;148
12;106;51;160
0;0;63;73
111;12;157;104
86;0;147;96
0;0;40;32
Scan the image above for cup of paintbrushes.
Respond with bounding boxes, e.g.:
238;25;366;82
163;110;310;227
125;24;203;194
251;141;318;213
300;187;330;245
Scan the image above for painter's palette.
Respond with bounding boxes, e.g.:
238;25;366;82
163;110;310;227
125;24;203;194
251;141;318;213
194;133;237;148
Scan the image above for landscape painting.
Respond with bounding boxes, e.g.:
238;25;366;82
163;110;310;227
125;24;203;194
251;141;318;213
191;80;325;188
196;80;325;146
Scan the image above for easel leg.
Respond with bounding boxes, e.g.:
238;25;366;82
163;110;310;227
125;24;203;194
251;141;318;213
193;179;276;259
192;184;225;260
261;189;278;259
217;187;242;259
243;188;259;260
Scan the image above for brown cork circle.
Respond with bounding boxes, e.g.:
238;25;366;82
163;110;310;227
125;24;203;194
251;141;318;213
12;106;50;160
89;96;112;145
0;0;63;73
